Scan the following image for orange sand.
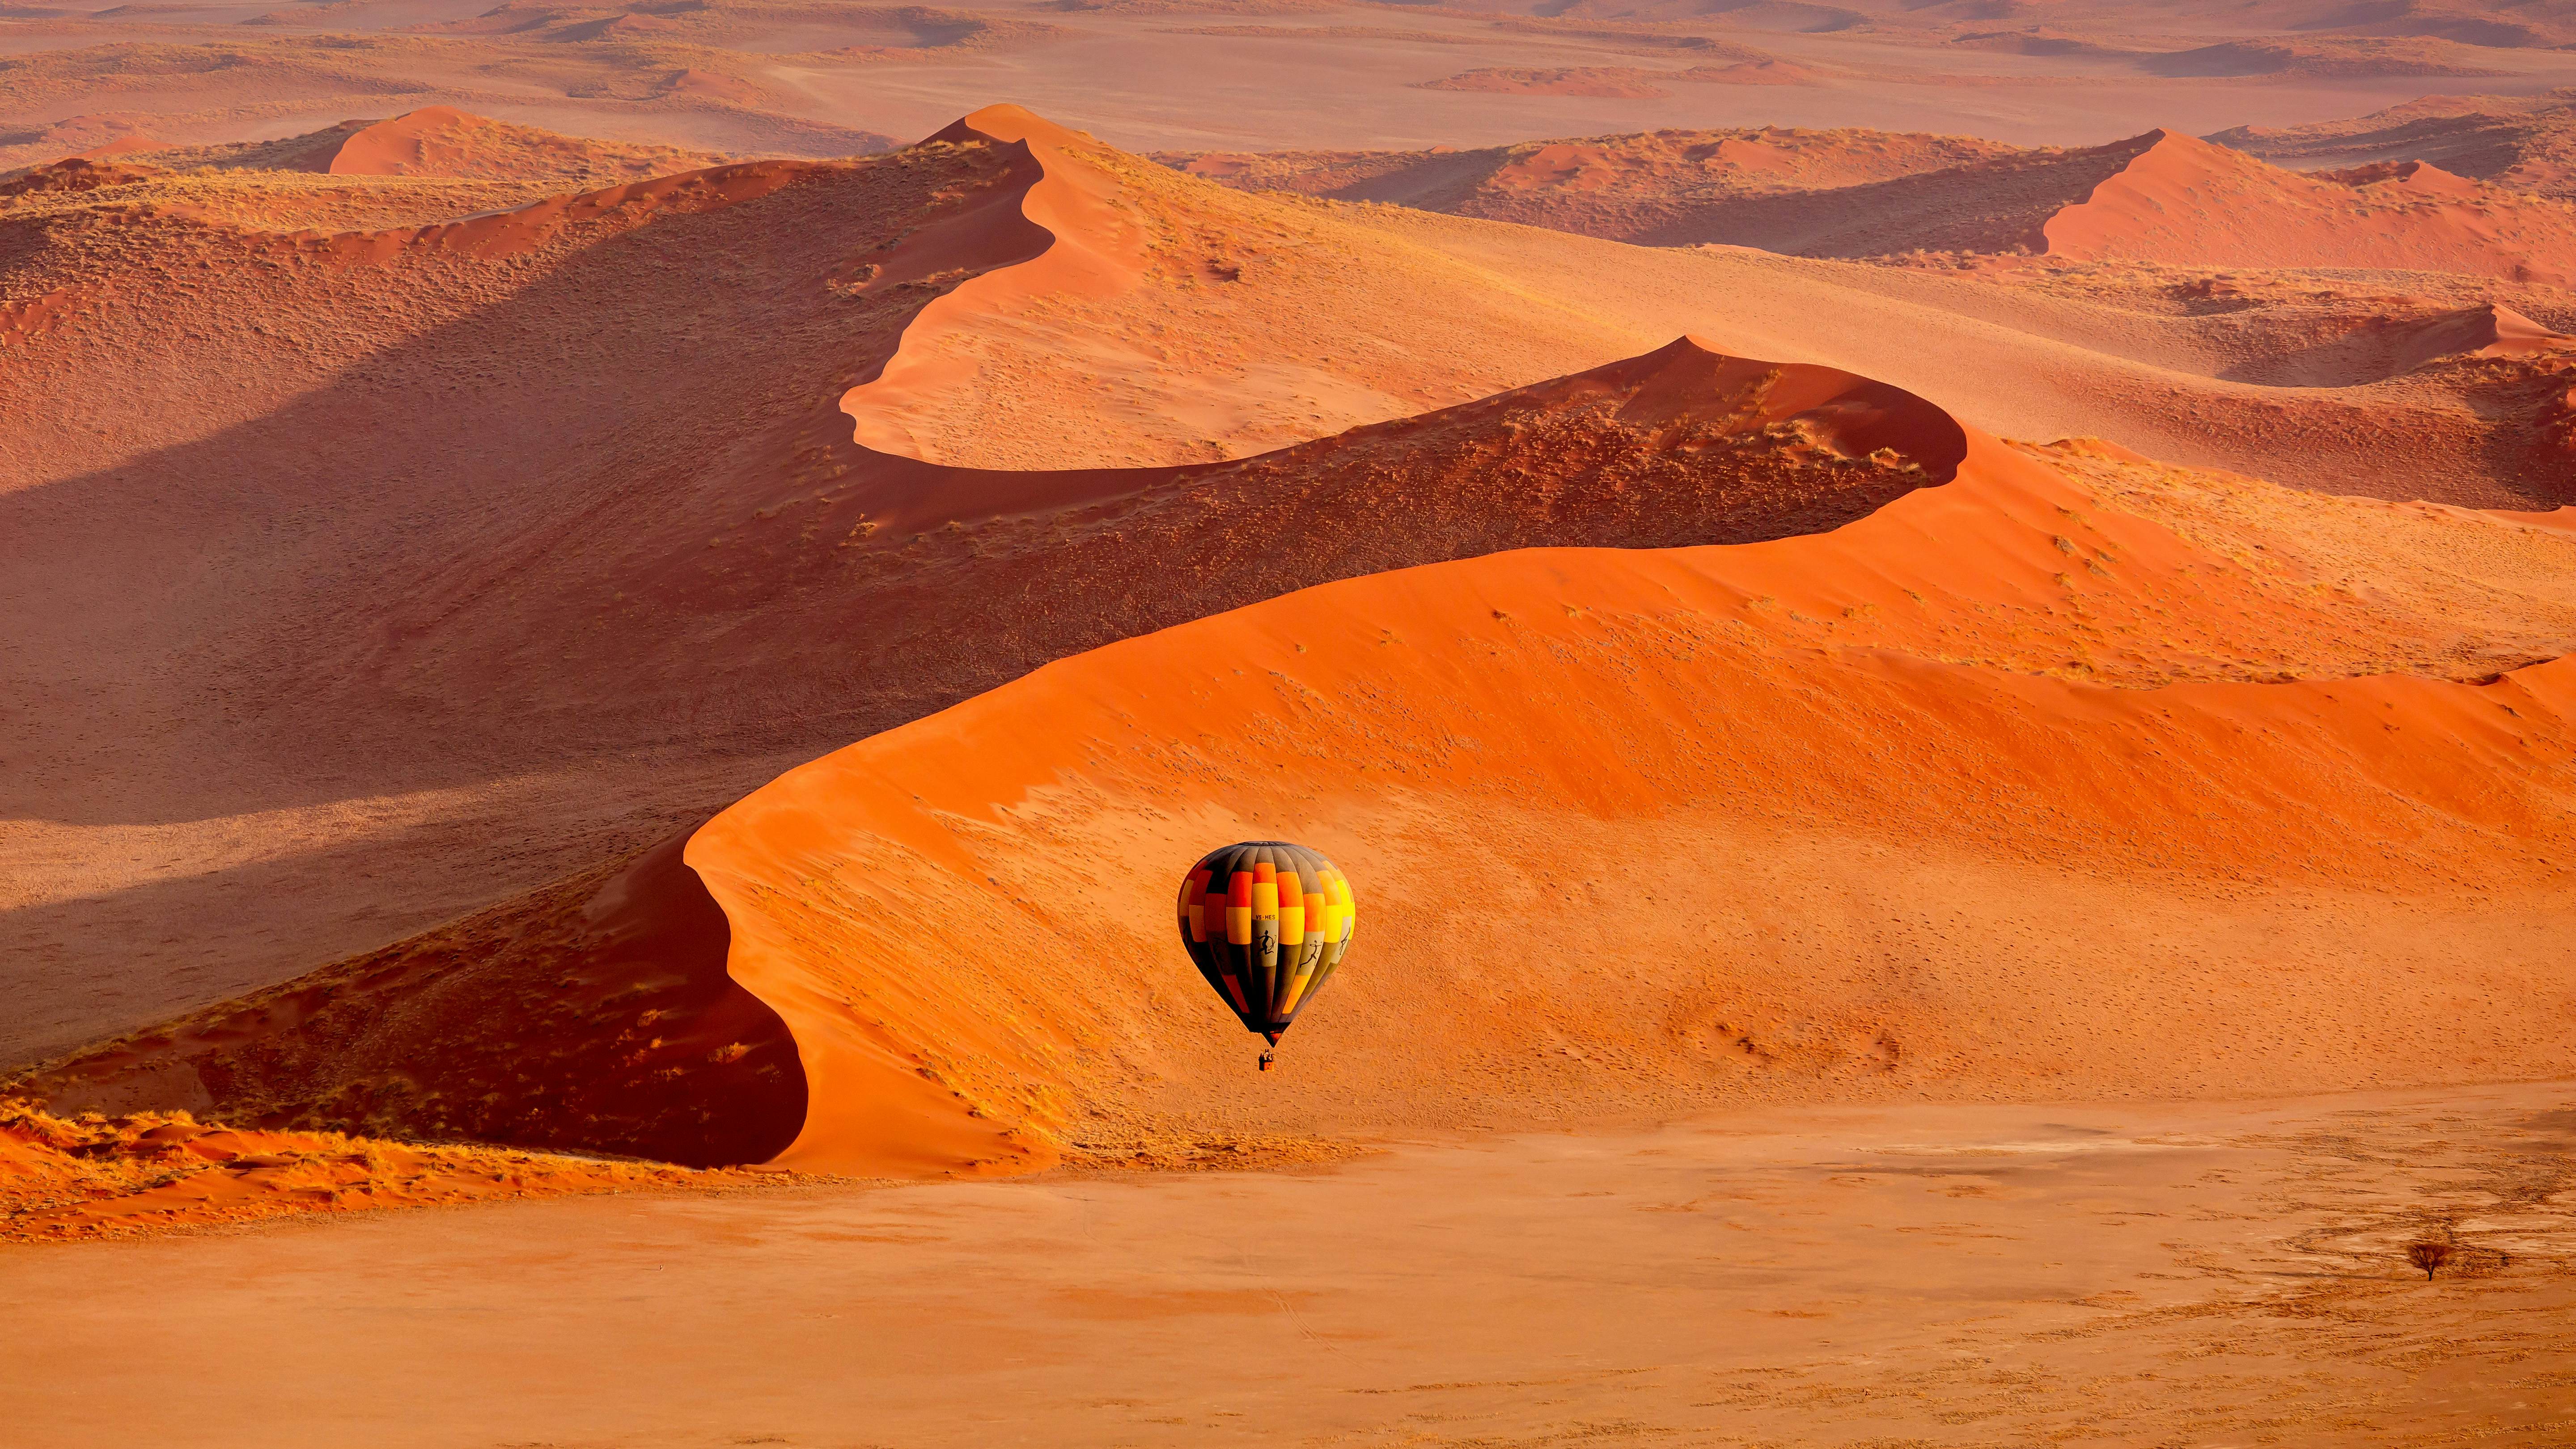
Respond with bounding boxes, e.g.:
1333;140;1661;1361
11;1086;2571;1446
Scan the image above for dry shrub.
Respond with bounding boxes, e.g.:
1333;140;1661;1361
2404;1239;2456;1280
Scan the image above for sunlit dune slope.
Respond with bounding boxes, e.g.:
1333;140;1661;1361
2040;131;2576;285
221;105;730;183
842;105;1647;468
692;427;2576;1177
17;339;1972;1161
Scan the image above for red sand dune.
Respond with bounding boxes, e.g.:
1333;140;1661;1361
313;105;722;181
2209;299;2575;389
185;106;732;186
2041;130;2576;284
828;106;1657;468
1165;126;2151;252
0;155;157;197
1182;124;2576;281
2390;301;2569;370
692;470;2576;1173
1158;126;2020;243
0;108;741;232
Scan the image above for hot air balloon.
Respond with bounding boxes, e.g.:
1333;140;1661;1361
1175;840;1356;1069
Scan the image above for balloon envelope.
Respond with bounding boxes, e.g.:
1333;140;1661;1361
1175;841;1356;1042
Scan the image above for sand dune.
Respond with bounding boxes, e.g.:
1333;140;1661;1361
839;105;1652;467
842;111;2576;504
1167;120;2576;504
1160;126;2022;242
5;108;2570;1073
682;428;2576;1176
283;104;729;182
0;106;737;229
8;104;2576;1188
2042;130;2576;283
19;336;1973;1163
28;338;2576;1174
1182;123;2576;282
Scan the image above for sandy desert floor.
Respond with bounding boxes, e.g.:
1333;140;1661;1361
10;1083;2572;1448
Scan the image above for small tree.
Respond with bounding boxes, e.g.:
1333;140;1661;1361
2405;1240;2454;1281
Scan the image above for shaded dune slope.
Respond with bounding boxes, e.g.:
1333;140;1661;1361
21;835;804;1170
21;338;1969;1165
